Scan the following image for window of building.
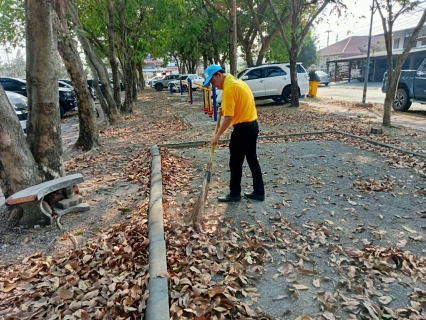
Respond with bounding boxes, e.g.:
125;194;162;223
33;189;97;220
404;36;417;48
393;38;400;49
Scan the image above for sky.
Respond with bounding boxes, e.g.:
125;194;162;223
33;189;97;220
313;0;426;50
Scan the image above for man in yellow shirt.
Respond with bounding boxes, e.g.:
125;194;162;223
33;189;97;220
204;65;265;202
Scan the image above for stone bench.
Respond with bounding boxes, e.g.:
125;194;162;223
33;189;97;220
6;173;90;227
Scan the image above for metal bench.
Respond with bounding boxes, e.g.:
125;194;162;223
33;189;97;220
6;173;90;227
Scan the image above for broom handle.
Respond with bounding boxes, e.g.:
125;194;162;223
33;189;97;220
208;113;222;165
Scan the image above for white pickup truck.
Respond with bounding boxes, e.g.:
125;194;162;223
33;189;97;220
169;74;204;92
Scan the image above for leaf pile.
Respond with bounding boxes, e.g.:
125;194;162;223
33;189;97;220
154;117;191;132
0;211;150;319
353;176;394;192
121;148;152;189
166;223;272;319
325;244;426;319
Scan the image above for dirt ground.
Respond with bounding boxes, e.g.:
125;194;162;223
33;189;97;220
1;89;426;319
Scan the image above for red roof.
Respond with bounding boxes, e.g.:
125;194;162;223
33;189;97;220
318;35;385;58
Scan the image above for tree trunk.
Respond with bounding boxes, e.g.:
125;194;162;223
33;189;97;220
242;42;255;67
66;0;119;123
256;31;280;65
376;2;426;127
106;0;122;110
121;58;134;113
0;86;43;220
136;60;145;91
89;62;114;124
116;1;133;113
54;0;100;151
132;60;138;101
26;0;64;180
289;47;300;107
136;61;144;90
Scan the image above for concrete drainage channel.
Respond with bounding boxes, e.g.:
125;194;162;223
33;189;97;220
146;145;169;320
144;130;426;319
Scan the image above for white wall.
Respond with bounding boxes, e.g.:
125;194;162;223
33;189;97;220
392;26;426;50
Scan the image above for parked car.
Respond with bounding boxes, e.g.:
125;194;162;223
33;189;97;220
87;78;124;95
151;74;180;91
146;76;162;86
59;79;73;87
236;63;309;103
58;79;99;117
5;91;28;135
168;74;204;92
311;70;330;86
0;77;77;118
58;80;74;89
382;57;426;111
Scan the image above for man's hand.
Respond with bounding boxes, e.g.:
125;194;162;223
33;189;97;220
210;115;233;146
211;134;220;145
217;107;222;115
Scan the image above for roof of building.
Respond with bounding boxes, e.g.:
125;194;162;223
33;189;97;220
318;35;385;57
327;46;426;63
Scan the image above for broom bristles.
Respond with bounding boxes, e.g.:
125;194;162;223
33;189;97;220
187;171;211;224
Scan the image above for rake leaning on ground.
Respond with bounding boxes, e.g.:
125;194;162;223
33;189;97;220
186;113;222;229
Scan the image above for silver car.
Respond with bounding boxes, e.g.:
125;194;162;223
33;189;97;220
5;91;28;135
314;71;330;86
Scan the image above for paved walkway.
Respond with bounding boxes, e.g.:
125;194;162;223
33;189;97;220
183;112;218;127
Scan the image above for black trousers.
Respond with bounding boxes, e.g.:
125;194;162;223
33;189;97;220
229;120;264;196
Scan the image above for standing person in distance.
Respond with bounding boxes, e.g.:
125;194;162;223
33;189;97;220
203;65;265;202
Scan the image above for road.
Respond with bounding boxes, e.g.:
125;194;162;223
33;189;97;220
317;80;426;111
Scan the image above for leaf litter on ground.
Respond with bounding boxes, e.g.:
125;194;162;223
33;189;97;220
1;91;426;319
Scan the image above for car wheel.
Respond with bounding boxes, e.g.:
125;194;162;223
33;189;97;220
182;85;188;92
393;88;412;111
155;83;163;91
324;82;329;86
282;86;292;103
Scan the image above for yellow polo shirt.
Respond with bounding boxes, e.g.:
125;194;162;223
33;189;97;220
221;74;257;126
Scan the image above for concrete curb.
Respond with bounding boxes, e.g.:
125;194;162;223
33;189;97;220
145;145;169;320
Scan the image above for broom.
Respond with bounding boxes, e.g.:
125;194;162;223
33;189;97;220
188;113;222;228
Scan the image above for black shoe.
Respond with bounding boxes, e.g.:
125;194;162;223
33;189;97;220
244;192;265;201
217;194;241;202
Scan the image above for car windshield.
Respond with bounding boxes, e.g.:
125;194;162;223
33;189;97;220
5;91;28;109
237;69;249;78
178;75;189;80
285;64;307;73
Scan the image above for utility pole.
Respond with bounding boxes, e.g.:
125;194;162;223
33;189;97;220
362;0;375;105
326;30;332;47
229;0;237;75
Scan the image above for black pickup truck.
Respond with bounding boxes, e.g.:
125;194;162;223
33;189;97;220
381;58;426;111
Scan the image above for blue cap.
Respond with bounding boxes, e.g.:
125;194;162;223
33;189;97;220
203;64;223;87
